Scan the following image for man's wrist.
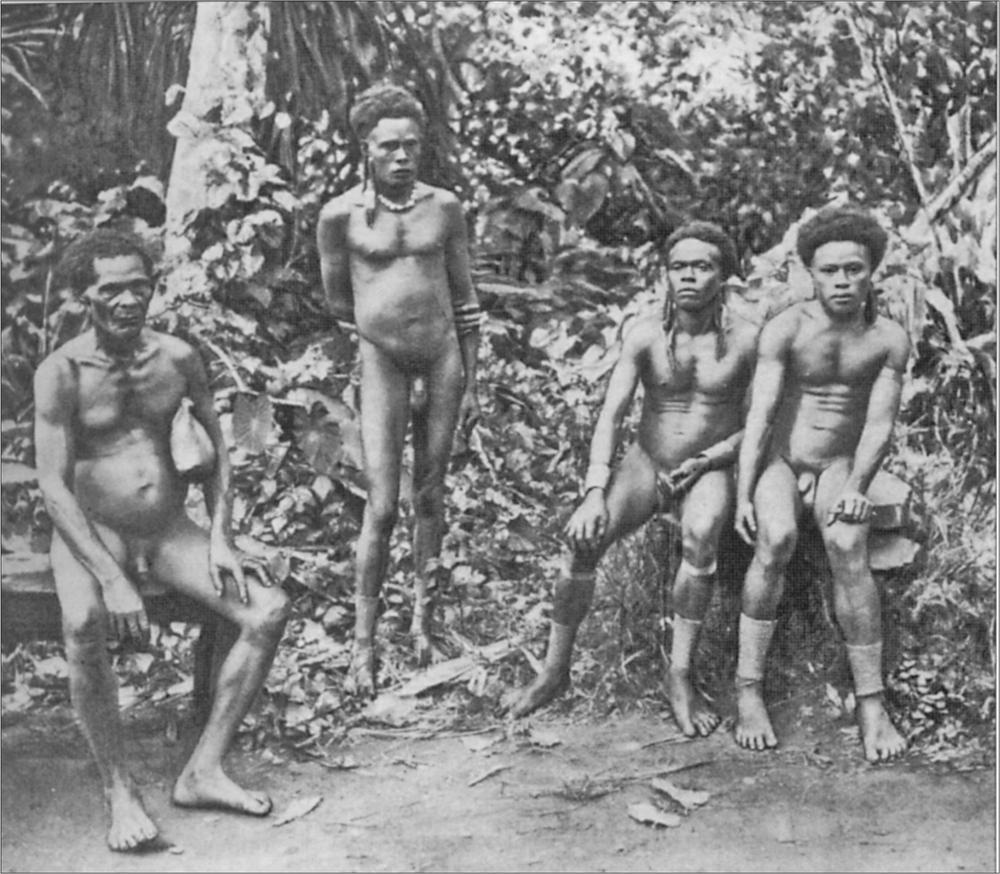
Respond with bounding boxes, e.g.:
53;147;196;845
583;462;611;494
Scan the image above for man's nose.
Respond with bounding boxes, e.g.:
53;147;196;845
115;289;141;308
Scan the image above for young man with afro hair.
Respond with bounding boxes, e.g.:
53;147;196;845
734;204;909;762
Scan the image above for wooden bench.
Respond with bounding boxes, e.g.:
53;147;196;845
2;552;220;713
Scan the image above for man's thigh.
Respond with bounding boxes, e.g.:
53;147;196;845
150;516;275;625
50;525;124;632
752;458;802;546
601;443;659;546
412;344;464;482
679;468;734;543
358;340;411;495
812;458;870;557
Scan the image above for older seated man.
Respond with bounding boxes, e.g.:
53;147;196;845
34;229;290;850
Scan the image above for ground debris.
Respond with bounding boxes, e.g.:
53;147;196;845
649;778;711;810
273;794;323;827
467;764;511;787
627;802;681;829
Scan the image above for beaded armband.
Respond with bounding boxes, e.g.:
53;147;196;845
453;302;484;337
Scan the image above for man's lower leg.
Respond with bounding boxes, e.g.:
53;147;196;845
66;634;158;850
173;601;287;815
668;559;721;737
846;640;907;762
412;494;445;666
734;611;779;750
509;569;595;718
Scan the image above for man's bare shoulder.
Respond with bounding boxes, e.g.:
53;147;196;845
760;301;805;340
318;187;363;223
726;308;763;351
153;330;198;363
872;314;911;360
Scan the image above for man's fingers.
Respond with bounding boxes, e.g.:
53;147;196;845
230;562;249;605
243;556;274;588
210;566;225;597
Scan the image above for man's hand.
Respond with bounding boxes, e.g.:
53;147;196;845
565;490;608;553
735;500;757;545
209;536;273;605
458;389;481;432
102;576;149;644
665;455;710;495
826;489;873;526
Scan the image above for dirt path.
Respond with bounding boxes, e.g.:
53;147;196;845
2;689;994;873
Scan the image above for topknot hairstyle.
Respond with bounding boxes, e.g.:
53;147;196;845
57;228;155;295
664;221;739;280
796;205;888;269
349;83;427;142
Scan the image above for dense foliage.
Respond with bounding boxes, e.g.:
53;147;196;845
1;1;995;764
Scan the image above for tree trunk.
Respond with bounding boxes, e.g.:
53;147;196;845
164;1;270;267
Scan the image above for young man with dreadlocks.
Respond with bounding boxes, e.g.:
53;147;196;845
733;205;910;762
316;84;481;694
509;222;759;736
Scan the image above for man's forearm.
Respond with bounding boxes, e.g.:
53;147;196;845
702;429;743;470
458;329;479;391
846;426;893;494
42;485;131;589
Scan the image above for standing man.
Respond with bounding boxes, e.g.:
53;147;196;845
34;229;290;851
510;222;758;737
317;84;481;694
733;205;909;762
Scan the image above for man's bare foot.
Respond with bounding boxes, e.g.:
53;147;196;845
506;669;570;719
857;694;907;763
667;669;720;737
735;681;778;750
346;642;377;699
172;767;272;816
105;779;159;852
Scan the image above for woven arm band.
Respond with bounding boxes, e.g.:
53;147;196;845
454;302;484;337
583;462;611;494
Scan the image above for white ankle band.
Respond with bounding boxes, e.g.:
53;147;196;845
670;614;703;672
679;558;717;578
737;614;776;682
847;642;885;697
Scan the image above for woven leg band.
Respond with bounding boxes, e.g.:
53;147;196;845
847;642;885;697
670;614;702;673
736;613;776;684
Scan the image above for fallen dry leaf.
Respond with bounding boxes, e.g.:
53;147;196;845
273;795;323;827
627;802;681;829
462;733;503;753
528;729;562;748
649;778;711;810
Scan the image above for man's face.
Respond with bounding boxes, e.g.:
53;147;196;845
666;239;723;312
809;241;872;319
82;254;154;344
366;117;422;191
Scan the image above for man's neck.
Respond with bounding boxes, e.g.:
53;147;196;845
376;180;416;204
93;328;146;363
672;305;718;336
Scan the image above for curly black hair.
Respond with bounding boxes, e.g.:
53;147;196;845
348;83;427;141
797;205;888;269
664;221;740;279
57;228;155;294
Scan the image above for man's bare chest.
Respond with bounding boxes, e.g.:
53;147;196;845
645;335;749;396
74;358;184;435
347;209;447;261
790;330;886;386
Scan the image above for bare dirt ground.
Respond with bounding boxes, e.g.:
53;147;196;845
2;681;994;874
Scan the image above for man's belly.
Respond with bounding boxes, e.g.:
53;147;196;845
771;389;866;471
637;401;741;470
74;439;187;536
352;261;457;363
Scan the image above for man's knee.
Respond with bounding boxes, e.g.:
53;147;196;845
681;514;723;567
824;525;869;574
364;497;399;535
756;520;798;569
412;476;445;518
61;600;107;649
244;586;291;639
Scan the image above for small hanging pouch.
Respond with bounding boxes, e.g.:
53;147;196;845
170;397;216;480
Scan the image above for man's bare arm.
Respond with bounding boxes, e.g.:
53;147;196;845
583;323;646;490
317;201;354;324
33;356;145;633
443;195;481;413
845;326;910;495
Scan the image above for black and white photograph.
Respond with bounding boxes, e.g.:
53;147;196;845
1;2;995;870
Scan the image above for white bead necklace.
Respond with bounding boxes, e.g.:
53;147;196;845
377;190;419;212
